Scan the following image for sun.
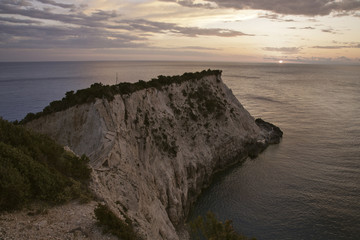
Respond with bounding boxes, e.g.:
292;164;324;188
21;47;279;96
278;60;284;64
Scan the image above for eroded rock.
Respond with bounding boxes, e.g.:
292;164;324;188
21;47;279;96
25;72;282;240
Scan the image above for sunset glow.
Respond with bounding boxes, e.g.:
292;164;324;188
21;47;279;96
0;0;359;64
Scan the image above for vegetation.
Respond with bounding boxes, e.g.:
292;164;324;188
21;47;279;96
20;69;222;124
151;127;178;158
94;203;139;240
187;84;226;119
0;118;92;211
190;212;256;240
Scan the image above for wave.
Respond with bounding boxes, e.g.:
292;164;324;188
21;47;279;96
250;95;283;103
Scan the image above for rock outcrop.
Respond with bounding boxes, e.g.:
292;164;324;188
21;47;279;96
25;71;282;240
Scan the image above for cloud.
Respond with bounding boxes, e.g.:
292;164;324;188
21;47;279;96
312;43;360;49
110;18;251;37
263;47;302;54
0;0;251;52
181;46;220;50
1;0;32;7
321;28;338;34
0;3;117;27
0;23;146;49
36;0;75;9
258;13;295;22
0;2;250;38
302;26;316;30
172;26;250;37
159;0;216;9
288;25;340;34
307;18;319;22
263;55;360;64
0;16;41;24
167;0;360;16
287;26;316;30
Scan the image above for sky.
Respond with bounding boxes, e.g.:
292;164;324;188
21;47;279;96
0;0;359;64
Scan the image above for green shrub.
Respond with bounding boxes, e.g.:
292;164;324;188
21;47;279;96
0;118;92;211
151;127;178;158
94;204;138;240
190;212;256;240
187;85;225;119
20;69;222;124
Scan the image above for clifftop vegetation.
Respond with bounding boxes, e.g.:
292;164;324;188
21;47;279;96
20;69;222;124
0;118;92;211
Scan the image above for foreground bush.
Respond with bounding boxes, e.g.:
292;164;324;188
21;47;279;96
0;118;92;211
190;212;256;240
94;204;138;240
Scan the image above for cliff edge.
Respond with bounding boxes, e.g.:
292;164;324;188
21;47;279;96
25;71;282;240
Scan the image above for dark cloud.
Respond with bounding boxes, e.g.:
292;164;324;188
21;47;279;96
0;2;250;39
167;0;360;16
0;16;41;24
263;47;302;54
36;0;75;9
1;0;32;7
288;26;316;30
172;26;250;37
112;19;251;37
87;10;118;21
0;3;117;27
159;0;215;9
312;43;360;49
258;13;295;22
181;46;220;50
111;19;176;33
302;26;315;30
0;0;250;52
321;28;338;34
313;45;345;49
263;55;359;64
0;23;145;49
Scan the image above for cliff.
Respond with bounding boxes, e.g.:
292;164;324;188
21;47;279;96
25;71;282;240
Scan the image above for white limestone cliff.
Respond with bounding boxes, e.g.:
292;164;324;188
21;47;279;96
25;72;281;240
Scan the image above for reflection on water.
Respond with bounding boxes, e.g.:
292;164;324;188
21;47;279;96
0;61;359;239
192;63;360;240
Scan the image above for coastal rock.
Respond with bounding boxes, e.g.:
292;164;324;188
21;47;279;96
255;118;283;144
25;72;282;240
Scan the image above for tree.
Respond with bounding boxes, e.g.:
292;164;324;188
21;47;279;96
190;212;256;240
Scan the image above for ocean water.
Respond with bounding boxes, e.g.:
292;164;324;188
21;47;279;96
0;61;359;239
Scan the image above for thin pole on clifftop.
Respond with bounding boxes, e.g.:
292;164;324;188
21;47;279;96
116;72;118;84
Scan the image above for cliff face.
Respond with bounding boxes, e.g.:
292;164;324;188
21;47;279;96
26;73;281;240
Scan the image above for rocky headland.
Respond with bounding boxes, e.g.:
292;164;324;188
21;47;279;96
7;70;282;240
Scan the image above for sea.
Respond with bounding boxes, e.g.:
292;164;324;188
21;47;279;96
0;61;359;240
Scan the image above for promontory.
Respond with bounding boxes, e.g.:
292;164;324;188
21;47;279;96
10;70;283;239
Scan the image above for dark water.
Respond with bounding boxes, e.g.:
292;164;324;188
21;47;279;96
1;61;359;239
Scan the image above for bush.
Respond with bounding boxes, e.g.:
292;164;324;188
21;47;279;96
94;204;138;240
0;118;92;211
20;69;222;124
187;85;226;119
190;212;256;240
